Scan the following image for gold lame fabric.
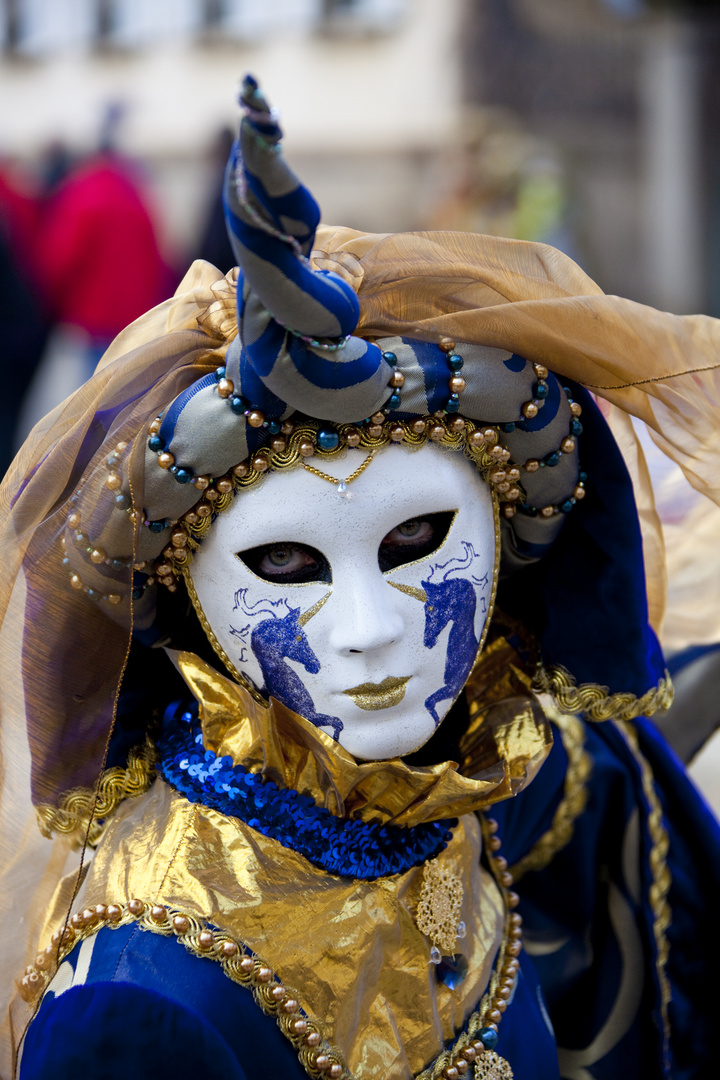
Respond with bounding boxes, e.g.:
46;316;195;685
312;227;720;634
42;648;534;1080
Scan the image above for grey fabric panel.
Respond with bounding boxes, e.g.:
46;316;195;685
499;517;566;575
502;393;573;462
504;507;566;552
163;383;249;479
262;343;392;423
377;338;430;417
240;294;273;349
459;346;530;423
239;245;344;338
280;215;311;236
520;452;580;508
142;444;210;522
240;125;303;201
224;335;243;382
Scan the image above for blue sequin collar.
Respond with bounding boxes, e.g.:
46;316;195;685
157;704;456;881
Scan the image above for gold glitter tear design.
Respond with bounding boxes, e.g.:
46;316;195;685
416;857;464;956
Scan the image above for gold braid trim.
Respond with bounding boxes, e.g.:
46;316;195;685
508;710;592;883
19;899;347;1080
533;664;674;723
35;738;157;847
616;720;672;1066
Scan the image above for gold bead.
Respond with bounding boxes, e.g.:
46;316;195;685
455;1060;469;1075
282;998;299;1014
507;467;520;481
149;905;167;923
106;904;122;922
489;468;506;484
521;401;539;419
95;904;108;920
497;985;511;1000
270;984;286;1001
256;966;273;983
574;485;586;500
205;488;220;501
482;427;497;445
233;462;250;478
293;1019;309;1035
305;1031;321;1048
216;478;233;494
540;506;555;518
34;952;50;970
368;412;384;426
328;1065;343;1079
70;574;84;590
561;437;576;454
298;441;315;458
106;593;122;606
239;957;255;974
83;907;97;926
193;474;210;490
247;410;265;428
198;930;214;951
367;424;383;438
500;870;514;887
221;940;238;958
502;504;517;519
429;424;445;442
217;377;234;399
533;364;549;380
495;481;510;493
487;1010;502;1025
173;915;190;933
184;511;199;525
171;530;188;547
196;504;212;518
270;436;287;453
449;375;466;394
449;417;465;432
148;419;161;435
115;440;128;451
511;912;522;927
157;453;175;470
128;510;143;527
411;418;427;434
155;564;172;577
389;425;405;442
507;940;522;957
467;430;485;448
127;899;145;916
344;428;361;447
494;998;508;1012
570;401;582;416
281;420;295;435
489;445;505;460
67;511;82;529
389;370;405;388
461;1047;476;1062
507;890;520;908
314;1054;330;1072
438;338;456;353
106;472;123;489
443;1068;459;1080
252;453;270;472
488;835;502;851
524;459;540;473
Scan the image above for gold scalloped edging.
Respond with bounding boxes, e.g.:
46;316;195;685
20;818;519;1080
533;665;674;723
35;738;157;847
615;720;672;1067
19;899;348;1080
508;710;592;883
152;415;517;590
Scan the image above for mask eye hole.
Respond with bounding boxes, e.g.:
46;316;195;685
237;542;331;584
379;511;456;573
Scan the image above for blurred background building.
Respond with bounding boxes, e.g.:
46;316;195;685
1;0;719;804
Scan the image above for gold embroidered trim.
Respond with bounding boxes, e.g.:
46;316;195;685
616;720;672;1066
35;738;157;847
508;711;592;883
533;665;674;723
416;858;464;955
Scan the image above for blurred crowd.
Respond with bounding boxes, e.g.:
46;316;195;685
0;110;236;482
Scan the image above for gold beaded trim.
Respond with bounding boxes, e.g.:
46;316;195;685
35;738;157;847
18;899;347;1080
151;415;521;588
508;711;592;883
533;664;674;723
615;720;672;1065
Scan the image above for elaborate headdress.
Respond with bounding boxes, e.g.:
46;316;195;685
2;75;719;1067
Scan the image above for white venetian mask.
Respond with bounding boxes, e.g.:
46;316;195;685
187;443;497;761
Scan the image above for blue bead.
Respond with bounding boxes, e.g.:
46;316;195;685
445;398;460;413
545;451;561;467
230;396;245;414
535;380;549;399
148;435;164;453
115;494;130;509
215;366;226;381
388;391;401;410
500;423;516;433
148;520;166;533
479;1027;498;1050
560;499;575;513
175;468;193;484
131;588;143;600
579;470;588;484
448;353;464;370
317;429;340;451
436;953;469;990
266;420;281;435
382;351;397;365
571;419;583;436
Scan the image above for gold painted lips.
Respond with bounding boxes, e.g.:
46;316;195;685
342;676;412;711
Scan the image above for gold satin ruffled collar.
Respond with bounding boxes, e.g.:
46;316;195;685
171;627;551;829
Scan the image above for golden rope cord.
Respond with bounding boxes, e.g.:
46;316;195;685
533;665;674;722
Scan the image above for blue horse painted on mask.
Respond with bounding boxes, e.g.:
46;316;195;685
231;590;343;739
421;543;488;726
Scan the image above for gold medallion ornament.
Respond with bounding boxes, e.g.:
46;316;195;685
416;856;466;962
474;1051;514;1079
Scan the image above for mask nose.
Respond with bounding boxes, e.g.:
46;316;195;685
327;573;404;657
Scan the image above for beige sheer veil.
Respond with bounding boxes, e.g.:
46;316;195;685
1;230;719;1073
